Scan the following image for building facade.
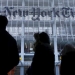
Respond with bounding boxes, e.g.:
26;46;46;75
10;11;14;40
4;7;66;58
0;0;75;75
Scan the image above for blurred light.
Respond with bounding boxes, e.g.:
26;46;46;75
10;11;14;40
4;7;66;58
60;56;61;60
50;43;52;45
19;57;22;60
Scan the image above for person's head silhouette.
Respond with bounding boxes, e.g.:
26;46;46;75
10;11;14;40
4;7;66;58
61;44;75;55
39;32;50;44
0;15;8;30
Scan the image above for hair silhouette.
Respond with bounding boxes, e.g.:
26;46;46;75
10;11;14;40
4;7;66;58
39;32;50;44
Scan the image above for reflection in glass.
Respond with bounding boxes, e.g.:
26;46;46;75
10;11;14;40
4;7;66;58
24;43;28;53
57;37;75;61
16;39;21;53
30;43;34;53
24;41;34;53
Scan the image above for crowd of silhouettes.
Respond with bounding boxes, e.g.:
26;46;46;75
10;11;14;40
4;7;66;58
0;15;75;75
26;28;75;75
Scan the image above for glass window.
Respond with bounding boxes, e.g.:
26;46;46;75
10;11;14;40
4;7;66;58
16;37;21;53
24;41;34;53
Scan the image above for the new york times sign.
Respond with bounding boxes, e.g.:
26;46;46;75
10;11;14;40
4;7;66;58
1;7;75;21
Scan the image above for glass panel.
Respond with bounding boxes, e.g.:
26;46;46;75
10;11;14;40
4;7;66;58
8;0;22;6
17;37;21;53
24;40;34;53
57;36;75;61
0;0;7;6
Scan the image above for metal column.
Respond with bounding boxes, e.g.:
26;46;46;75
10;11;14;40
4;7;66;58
20;0;25;75
51;0;59;75
53;17;59;75
52;0;58;63
20;33;24;75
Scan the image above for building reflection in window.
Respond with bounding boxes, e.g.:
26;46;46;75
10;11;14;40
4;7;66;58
24;42;34;53
30;43;34;53
17;39;21;53
24;43;28;53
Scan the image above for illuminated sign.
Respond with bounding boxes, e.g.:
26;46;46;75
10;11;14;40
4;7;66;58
0;7;75;21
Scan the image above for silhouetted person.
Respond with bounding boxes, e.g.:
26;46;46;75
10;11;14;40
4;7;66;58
61;44;75;56
26;66;32;75
26;33;40;75
30;32;55;75
60;44;75;75
0;15;19;75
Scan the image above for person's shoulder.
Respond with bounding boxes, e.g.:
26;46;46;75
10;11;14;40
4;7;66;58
62;51;75;58
66;51;75;55
36;43;53;52
6;31;16;43
42;43;53;51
